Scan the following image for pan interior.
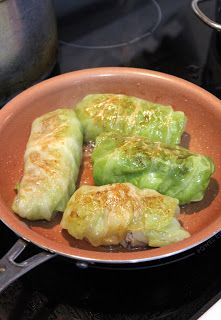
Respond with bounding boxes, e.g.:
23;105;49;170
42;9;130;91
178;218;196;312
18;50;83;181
0;68;220;262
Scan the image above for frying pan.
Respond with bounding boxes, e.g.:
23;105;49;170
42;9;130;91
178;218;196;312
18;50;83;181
0;67;221;293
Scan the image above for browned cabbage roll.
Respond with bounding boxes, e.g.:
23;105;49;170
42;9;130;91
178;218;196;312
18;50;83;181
75;93;186;144
12;108;83;221
61;183;190;247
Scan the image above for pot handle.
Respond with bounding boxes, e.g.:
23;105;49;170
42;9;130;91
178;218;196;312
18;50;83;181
192;0;221;31
0;239;55;293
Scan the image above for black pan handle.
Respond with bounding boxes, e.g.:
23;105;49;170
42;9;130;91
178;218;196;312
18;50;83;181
0;239;55;293
192;0;221;31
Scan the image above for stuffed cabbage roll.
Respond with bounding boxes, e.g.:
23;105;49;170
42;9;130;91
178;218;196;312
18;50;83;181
12;109;83;221
75;94;186;144
61;183;190;247
92;133;215;205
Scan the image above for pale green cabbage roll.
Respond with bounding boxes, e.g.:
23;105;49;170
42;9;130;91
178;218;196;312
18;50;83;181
12;108;83;221
75;94;186;144
61;183;190;247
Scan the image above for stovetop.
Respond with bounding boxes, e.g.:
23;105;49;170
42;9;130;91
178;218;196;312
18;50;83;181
1;0;221;319
1;221;221;320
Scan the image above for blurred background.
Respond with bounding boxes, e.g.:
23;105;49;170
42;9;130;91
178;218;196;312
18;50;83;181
0;0;219;107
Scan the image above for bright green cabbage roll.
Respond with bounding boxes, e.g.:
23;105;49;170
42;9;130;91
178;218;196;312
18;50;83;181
61;183;190;247
92;133;215;205
12;108;83;221
75;94;186;144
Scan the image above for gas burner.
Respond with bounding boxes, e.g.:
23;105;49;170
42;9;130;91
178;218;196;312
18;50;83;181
59;0;162;49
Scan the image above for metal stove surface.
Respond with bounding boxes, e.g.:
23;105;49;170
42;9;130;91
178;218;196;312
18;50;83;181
53;0;215;89
1;0;221;319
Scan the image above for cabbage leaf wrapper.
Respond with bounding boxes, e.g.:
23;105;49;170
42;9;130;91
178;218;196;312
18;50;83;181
75;94;186;144
92;133;215;205
61;183;190;247
12;109;83;221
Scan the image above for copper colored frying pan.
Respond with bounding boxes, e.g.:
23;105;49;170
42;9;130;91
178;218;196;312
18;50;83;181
0;67;221;293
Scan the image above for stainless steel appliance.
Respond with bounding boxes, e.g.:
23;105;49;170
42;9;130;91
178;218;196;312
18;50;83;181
0;0;57;107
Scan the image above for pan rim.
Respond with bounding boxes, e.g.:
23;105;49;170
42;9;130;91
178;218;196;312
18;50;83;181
0;214;221;265
1;66;221;264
